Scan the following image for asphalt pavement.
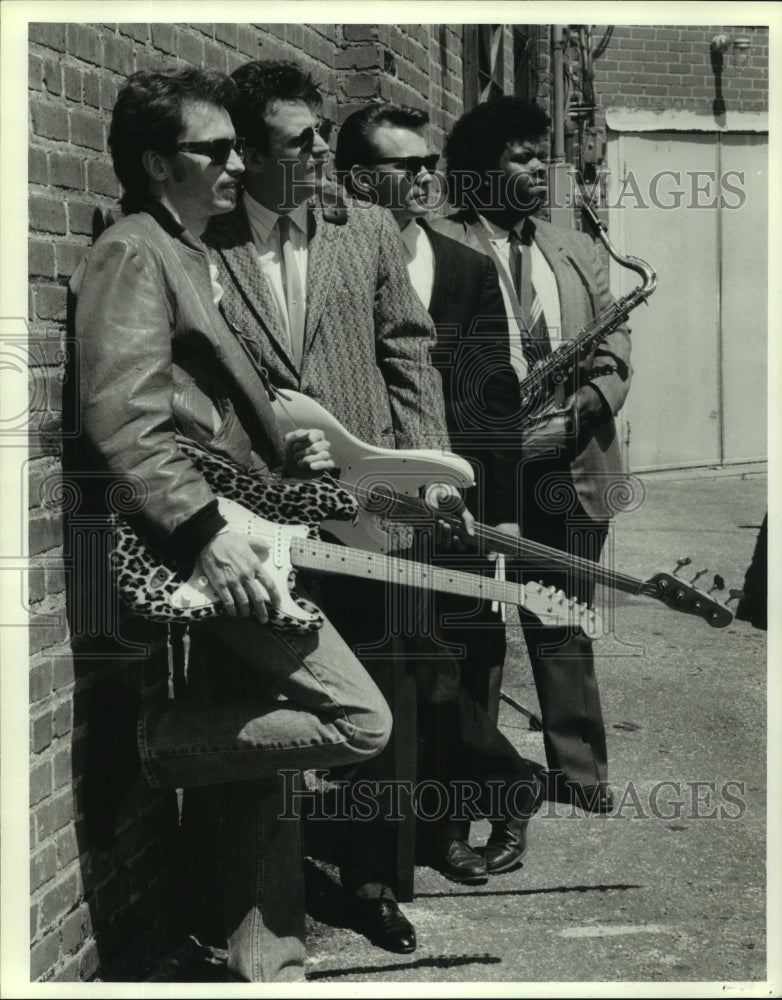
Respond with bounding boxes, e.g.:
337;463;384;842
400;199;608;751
150;464;773;991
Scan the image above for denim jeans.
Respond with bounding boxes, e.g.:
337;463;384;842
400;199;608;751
136;609;392;982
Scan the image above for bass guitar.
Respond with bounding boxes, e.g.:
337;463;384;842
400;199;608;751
111;441;601;637
270;389;733;629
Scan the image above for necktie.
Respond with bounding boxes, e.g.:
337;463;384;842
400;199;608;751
277;214;306;367
509;221;550;366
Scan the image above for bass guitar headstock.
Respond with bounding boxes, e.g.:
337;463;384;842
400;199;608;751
643;559;734;627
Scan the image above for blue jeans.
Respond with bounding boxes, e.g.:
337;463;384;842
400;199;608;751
136;610;392;982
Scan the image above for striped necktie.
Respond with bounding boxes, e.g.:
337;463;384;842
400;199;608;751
509;219;550;366
277;214;306;368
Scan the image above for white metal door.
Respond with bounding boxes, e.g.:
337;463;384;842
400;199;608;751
605;130;767;471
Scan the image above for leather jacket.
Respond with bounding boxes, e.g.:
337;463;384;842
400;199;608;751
72;203;286;559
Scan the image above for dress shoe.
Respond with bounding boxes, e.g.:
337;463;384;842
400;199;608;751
435;839;489;885
546;775;614;814
484;819;530;874
349;896;416;954
83;684;142;848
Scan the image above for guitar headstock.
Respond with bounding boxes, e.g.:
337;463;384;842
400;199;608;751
522;583;603;640
643;572;733;628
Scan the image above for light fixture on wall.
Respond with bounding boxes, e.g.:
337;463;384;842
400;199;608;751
710;33;752;70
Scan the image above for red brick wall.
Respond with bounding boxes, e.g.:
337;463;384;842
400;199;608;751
591;24;769;113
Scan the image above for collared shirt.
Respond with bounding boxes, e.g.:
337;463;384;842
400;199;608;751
400;218;435;309
243;190;309;340
480;213;563;380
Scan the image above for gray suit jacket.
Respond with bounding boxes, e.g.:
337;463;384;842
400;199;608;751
431;212;633;520
205;199;448;452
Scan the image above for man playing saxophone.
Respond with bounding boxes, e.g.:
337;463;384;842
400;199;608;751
433;96;633;814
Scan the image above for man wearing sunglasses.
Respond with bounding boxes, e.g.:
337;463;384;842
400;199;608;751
335;103;544;888
71;67;393;982
205;59;469;956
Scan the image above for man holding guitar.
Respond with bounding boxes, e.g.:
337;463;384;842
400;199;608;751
433;97;634;814
202;60;543;954
72;67;393;982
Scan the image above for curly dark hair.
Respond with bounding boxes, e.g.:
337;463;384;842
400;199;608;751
444;96;550;208
229;60;323;154
109;67;237;215
334;103;429;192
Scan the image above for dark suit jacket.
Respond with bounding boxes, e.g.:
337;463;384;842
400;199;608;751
431;211;633;521
205;199;448;452
417;220;519;525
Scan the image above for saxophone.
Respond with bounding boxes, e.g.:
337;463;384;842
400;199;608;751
519;199;657;424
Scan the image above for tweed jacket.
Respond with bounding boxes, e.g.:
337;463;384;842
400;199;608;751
204;199;449;451
72;205;286;558
416;220;519;525
430;211;633;521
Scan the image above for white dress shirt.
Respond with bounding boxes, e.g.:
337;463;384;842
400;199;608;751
243;190;309;342
400;218;435;310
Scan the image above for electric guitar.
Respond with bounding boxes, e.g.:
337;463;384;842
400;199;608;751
111;442;601;637
270;389;734;629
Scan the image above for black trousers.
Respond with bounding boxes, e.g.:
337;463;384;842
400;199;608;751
513;455;610;789
315;572;541;891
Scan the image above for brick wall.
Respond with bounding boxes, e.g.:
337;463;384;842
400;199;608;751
591;24;769;113
26;21;343;983
335;24;465;163
27;17;479;983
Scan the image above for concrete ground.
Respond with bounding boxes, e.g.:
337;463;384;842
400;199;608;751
154;465;773;990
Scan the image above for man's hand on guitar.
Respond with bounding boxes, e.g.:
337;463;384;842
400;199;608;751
486;522;521;562
284;428;335;478
424;483;475;551
196;531;281;621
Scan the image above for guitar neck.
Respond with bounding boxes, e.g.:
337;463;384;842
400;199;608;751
291;536;529;606
469;523;645;596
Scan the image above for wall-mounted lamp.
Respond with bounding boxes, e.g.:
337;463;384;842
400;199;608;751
710;33;752;70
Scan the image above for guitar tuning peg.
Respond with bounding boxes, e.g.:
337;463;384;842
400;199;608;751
673;556;692;577
689;568;709;585
724;588;744;607
709;574;725;593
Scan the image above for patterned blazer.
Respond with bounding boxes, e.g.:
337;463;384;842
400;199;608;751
204;199;449;452
430;211;633;521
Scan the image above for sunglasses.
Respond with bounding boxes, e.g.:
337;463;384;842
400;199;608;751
368;154;440;178
292;118;336;152
175;137;246;164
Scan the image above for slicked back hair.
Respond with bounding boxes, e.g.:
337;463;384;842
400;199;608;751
335;103;429;194
109;67;237;215
229;60;323;154
444;96;550;209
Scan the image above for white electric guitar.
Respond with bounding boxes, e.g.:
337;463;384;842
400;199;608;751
111;444;601;637
270;389;734;628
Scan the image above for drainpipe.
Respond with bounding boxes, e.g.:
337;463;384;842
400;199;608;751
549;25;574;228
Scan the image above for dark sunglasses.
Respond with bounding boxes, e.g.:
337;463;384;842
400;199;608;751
368;153;440;177
175;137;246;164
293;118;336;152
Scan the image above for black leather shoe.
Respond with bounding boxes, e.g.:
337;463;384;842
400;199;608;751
350;897;416;954
547;778;614;813
484;819;530;874
574;784;614;813
436;839;489;885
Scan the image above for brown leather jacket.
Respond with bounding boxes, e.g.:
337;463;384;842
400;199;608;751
72;203;286;559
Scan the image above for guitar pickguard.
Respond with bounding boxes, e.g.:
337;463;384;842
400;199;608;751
111;441;359;631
